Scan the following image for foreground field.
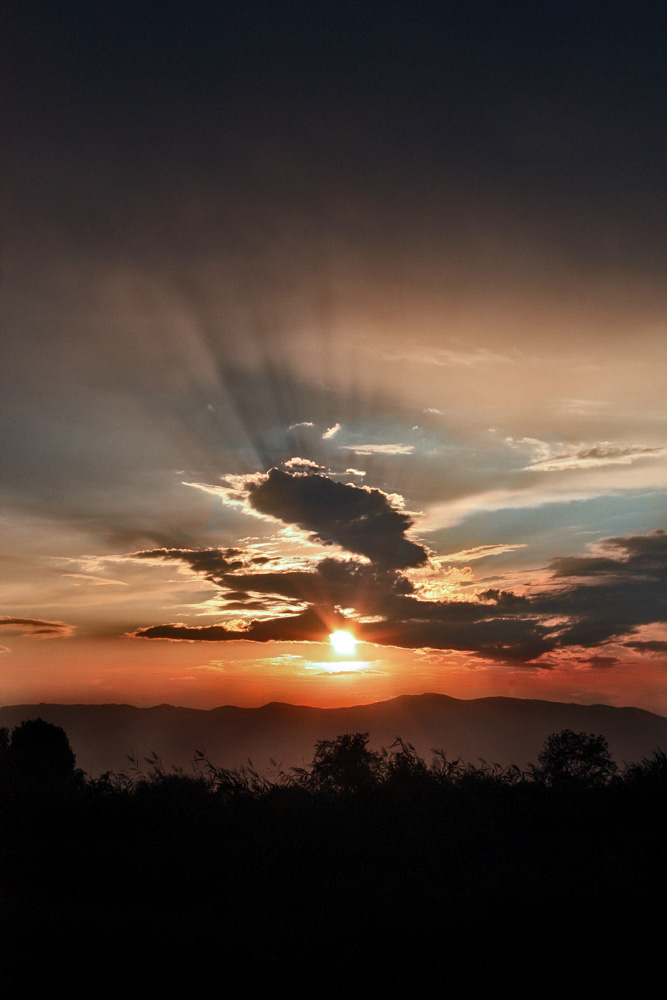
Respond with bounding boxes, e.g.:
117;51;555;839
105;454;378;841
2;724;666;989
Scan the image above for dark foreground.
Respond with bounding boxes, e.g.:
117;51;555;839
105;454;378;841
2;724;666;991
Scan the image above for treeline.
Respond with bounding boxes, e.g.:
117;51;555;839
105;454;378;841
3;717;665;797
2;720;666;990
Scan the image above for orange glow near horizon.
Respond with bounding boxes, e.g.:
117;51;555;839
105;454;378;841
2;635;667;717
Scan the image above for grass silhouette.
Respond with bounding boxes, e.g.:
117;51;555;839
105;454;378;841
1;724;666;989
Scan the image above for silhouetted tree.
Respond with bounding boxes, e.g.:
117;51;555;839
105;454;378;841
531;729;618;786
5;717;78;793
309;732;385;792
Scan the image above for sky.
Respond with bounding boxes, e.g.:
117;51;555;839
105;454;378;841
1;2;666;712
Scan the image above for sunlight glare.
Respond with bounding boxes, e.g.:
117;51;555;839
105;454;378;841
329;630;356;655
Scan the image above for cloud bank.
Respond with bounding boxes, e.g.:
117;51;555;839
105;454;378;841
129;468;667;668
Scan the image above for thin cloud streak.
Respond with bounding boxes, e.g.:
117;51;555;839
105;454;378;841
526;443;666;472
339;444;415;456
0;617;75;639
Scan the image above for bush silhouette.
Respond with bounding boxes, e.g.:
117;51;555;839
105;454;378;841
623;747;667;789
309;732;385;792
531;729;618;786
5;717;78;793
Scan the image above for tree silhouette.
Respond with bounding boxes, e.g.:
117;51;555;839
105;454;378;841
309;732;385;792
5;717;78;793
532;729;618;786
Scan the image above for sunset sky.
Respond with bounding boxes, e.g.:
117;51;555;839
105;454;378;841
2;3;666;712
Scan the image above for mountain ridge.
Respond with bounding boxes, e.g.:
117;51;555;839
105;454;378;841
2;693;665;777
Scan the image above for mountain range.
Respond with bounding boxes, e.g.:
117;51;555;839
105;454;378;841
2;693;667;778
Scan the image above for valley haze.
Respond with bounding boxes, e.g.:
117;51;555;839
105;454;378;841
2;693;666;779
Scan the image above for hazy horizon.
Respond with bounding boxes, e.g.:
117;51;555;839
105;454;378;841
3;689;667;720
2;4;666;714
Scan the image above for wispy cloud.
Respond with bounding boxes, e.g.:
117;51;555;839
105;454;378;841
339;443;414;456
380;346;513;368
322;423;341;440
527;442;666;473
559;398;611;416
62;573;129;586
442;543;528;563
0;616;75;639
420;486;610;530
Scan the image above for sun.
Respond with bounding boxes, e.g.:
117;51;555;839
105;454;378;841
329;630;357;655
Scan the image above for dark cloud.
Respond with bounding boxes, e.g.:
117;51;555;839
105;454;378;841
220;558;415;615
219;571;322;602
246;469;428;567
133;548;246;584
623;641;667;656
130;529;667;668
609;530;667;559
0;616;74;638
585;655;619;669
357;616;555;665
539;531;667;649
133;624;249;641
478;589;531;608
338;530;667;658
223;557;551;664
317;557;416;608
134;539;423;617
131;544;552;663
549;555;628;578
131;597;553;665
550;530;667;577
132;606;347;644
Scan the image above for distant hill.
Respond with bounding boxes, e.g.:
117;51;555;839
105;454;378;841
1;693;666;778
